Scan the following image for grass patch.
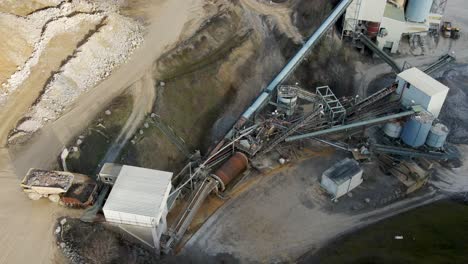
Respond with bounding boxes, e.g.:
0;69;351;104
306;200;468;264
121;122;185;172
67;94;133;176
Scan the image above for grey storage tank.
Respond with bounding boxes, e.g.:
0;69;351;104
383;121;403;138
401;110;434;148
426;123;449;148
405;0;433;23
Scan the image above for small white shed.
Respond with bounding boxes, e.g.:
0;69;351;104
396;67;449;118
103;165;173;251
321;158;363;200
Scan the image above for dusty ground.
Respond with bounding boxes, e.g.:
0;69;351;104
121;0;295;171
303;199;468;264
0;0;204;263
354;0;468;96
182;146;443;262
181;1;468;262
0;149;80;264
1;0;466;263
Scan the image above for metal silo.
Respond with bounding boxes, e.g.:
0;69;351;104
383;121;403;138
405;0;433;23
426;123;449;148
401;111;434;148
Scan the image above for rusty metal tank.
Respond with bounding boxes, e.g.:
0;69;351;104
366;22;381;39
211;152;249;191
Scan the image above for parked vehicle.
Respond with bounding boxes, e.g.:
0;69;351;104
442;21;452;38
442;21;461;39
21;168;97;207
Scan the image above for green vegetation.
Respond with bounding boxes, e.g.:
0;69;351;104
308;200;468;264
121;121;184;171
67;94;133;176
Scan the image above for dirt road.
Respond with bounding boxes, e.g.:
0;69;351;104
99;71;156;166
183;154;443;262
240;0;303;44
0;149;80;264
8;0;204;177
0;1;203;263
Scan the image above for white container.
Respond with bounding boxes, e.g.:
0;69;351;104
396;68;449;118
321;159;363;200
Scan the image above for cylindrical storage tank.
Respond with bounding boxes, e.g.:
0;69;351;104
405;0;433;23
366;22;381;39
426;123;449;148
383;121;403;138
401;111;434;148
278;95;298;106
211;152;248;191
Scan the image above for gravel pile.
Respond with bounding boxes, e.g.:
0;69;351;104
17;13;143;132
23;169;74;189
0;0;144;134
437;65;468;144
0;1;97;96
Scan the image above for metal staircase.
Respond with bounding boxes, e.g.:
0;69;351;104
342;0;362;39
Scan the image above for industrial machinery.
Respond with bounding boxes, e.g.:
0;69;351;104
441;21;460;39
452;27;461;40
161;0;355;252
152;0;459;255
21;168;97;207
442;21;452;38
423;54;456;75
21;168;74;202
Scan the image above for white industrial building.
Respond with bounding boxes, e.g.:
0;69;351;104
321;158;363;200
342;0;447;53
102;165;173;252
396;67;449;118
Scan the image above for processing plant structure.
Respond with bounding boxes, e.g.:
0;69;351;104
342;0;448;53
148;0;457;254
19;0;458;256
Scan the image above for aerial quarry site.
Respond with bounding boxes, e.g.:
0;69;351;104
1;0;468;263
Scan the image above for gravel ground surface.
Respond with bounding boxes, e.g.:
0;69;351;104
0;1;144;136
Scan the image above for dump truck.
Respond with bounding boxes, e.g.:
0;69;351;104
21;168;98;207
21;169;74;202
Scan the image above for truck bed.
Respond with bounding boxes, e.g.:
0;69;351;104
21;169;74;195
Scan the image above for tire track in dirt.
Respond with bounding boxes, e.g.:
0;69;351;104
240;0;303;44
99;71;155;166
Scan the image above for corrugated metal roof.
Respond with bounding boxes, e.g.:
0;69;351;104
323;158;362;185
398;67;449;96
103;165;172;224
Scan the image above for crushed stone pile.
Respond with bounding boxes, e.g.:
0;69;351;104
0;0;144;135
438;65;468;144
17;13;143;133
23;169;74;189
